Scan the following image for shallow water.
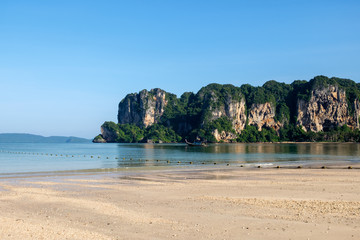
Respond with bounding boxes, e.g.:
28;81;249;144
0;142;359;174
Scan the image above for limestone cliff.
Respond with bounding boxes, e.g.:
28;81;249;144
297;85;359;132
92;134;106;143
207;97;247;134
212;129;238;142
100;123;119;142
95;76;360;143
248;102;282;131
118;88;168;127
354;99;360;129
197;85;246;141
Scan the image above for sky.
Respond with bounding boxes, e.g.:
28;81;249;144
1;0;360;139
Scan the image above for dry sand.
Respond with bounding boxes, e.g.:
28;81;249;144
0;167;359;240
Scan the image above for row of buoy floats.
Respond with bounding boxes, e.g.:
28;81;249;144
0;150;217;164
0;150;77;157
0;150;356;169
1;150;120;159
0;150;243;166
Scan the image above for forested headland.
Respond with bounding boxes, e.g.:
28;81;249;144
94;76;360;143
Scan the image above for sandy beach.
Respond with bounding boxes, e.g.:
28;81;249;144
0;167;359;240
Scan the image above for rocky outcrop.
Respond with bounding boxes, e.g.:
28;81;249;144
354;99;360;129
92;134;106;143
207;96;247;134
212;129;238;142
297;85;357;132
100;124;118;142
202;92;246;141
118;88;168;127
248;102;282;131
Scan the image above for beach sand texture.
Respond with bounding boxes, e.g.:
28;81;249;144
0;168;359;240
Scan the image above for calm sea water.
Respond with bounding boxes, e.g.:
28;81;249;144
0;142;359;174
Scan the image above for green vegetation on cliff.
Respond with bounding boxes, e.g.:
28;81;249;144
187;116;236;143
117;124;144;143
236;125;280;143
99;122;181;143
145;124;182;143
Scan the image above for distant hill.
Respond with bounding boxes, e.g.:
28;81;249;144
0;133;91;143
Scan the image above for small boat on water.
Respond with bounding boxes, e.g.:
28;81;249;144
185;139;207;147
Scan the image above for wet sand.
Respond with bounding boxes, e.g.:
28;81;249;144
0;167;359;240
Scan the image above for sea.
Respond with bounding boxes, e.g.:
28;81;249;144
0;142;359;176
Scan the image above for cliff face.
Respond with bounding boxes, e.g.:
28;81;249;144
248;102;282;131
207;97;247;134
354;99;360;129
196;85;247;142
118;88;168;127
206;99;282;141
100;124;118;143
296;85;357;132
212;129;238;142
92;134;106;143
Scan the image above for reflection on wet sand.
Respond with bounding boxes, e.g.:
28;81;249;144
135;142;360;156
113;143;360;168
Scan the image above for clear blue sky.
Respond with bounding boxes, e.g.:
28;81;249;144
1;0;359;139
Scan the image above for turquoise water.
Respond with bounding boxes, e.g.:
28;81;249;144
0;142;360;174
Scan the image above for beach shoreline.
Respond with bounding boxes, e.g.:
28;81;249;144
0;166;359;239
1;159;360;180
